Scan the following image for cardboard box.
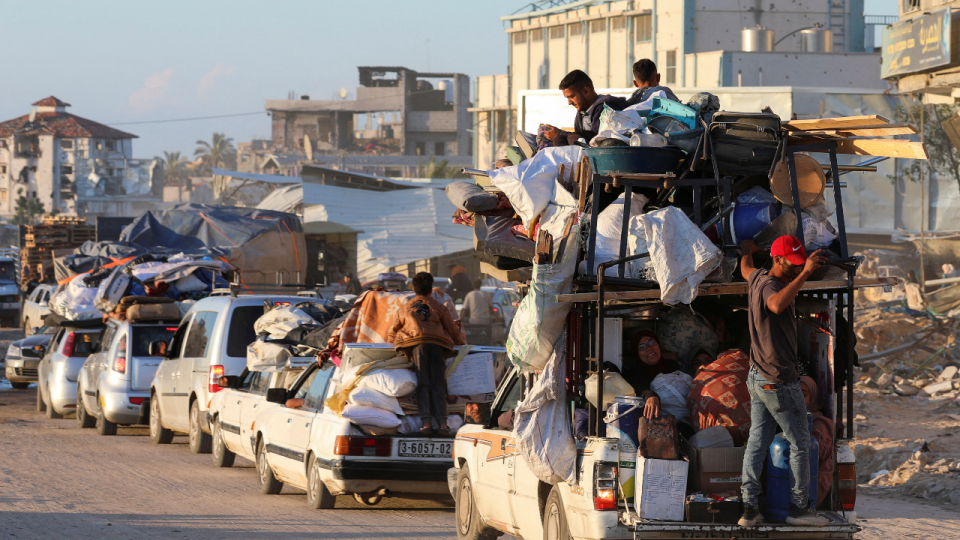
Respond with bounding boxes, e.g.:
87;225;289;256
635;456;689;521
682;438;746;493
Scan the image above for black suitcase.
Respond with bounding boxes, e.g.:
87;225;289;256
709;112;783;177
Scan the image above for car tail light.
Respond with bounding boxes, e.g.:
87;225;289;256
208;365;225;393
594;462;618;510
333;436;392;457
838;463;857;511
113;355;126;373
129;397;146;405
61;332;76;356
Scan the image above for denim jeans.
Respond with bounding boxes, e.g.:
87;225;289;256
741;366;811;510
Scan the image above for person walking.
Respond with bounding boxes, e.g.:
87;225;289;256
459;279;493;325
343;272;362;295
388;272;466;436
738;236;828;527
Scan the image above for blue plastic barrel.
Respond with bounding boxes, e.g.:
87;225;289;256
766;414;819;522
605;396;645;503
729;202;780;243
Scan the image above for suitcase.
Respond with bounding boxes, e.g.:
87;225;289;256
126;302;182;322
637;413;681;459
709;112;783;178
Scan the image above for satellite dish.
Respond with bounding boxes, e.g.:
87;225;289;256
339;87;348;99
28;108;36;123
303;134;313;161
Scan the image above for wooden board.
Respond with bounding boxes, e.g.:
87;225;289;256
783;115;891;131
799;124;918;137
788;138;928;160
554;277;897;303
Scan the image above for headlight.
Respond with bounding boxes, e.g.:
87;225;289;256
7;345;20;357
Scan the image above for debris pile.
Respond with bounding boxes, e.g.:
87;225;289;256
855;437;960;506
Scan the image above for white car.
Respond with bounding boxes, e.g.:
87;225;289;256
22;284;56;335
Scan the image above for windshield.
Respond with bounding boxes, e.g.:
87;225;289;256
132;326;178;357
0;262;15;282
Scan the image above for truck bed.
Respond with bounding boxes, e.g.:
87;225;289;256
623;510;860;539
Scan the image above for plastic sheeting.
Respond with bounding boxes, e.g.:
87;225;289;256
255;306;320;340
488;146;583;228
514;332;578;486
651;372;693;423
636;207;722;305
593;192;649;276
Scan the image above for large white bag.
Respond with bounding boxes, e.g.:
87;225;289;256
584;371;636;409
593;192;648;276
348;386;404;416
341;404;401;428
358;368;418;397
489;146;583;228
94;268;130;313
651;372;693;422
255;306;318;340
637;207;722;305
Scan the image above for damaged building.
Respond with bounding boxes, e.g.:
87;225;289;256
0;96;161;220
237;66;473;177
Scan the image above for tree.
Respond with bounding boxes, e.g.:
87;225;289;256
11;188;45;226
156;151;191;203
194;133;236;174
891;100;960;194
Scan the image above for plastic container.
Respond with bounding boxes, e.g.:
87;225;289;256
630;132;668;147
605;396;645;503
583;146;686;176
727;202;780;243
766;414;819;522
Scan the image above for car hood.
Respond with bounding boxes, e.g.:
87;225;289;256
21;335;53;347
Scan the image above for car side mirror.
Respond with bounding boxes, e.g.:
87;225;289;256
148;341;167;356
265;388;287;404
463;402;491;425
218;375;239;389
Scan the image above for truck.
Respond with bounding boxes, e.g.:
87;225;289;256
0;251;20;327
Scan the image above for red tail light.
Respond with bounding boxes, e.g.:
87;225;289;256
593;462;618;510
61;332;76;356
113;356;126;373
129;397;146;405
208;365;225;393
838;463;857;511
333;436;392;457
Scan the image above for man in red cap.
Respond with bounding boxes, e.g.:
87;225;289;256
737;236;828;527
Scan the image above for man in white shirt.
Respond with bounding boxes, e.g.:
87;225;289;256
460;279;493;325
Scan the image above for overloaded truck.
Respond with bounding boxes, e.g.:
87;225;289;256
451;106;919;539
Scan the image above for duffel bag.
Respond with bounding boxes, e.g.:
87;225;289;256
709;112;782;177
126;302;182;322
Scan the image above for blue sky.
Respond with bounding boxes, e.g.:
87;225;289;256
0;0;898;159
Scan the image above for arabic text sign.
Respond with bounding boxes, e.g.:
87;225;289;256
882;9;952;79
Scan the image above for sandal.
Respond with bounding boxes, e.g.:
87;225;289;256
436;427;452;438
420;425;434;436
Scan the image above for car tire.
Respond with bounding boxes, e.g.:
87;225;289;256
11;382;30;390
44;386;63;419
76;384;95;429
456;465;498;540
306;454;336;509
256;438;283;495
36;387;46;412
149;392;174;444
212;419;236;468
95;395;117;436
542;486;572;540
188;400;213;454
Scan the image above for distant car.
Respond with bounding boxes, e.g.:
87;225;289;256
404;277;451;293
37;319;105;419
4;329;55;389
481;286;521;330
0;261;23;328
22;284;56;335
77;318;179;435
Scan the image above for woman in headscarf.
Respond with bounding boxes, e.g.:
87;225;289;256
621;329;676;420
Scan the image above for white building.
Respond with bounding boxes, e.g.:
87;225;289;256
0;96;160;220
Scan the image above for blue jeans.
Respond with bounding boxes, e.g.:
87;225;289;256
741;367;811;510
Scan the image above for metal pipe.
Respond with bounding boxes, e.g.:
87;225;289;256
461;168;490;177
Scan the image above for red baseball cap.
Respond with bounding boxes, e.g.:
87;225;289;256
770;236;807;266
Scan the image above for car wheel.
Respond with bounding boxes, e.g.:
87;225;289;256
542;486;572;540
76;384;95;428
95;395;117;436
212;419;236;468
188;400;212;454
256;438;283;495
456;465;498;540
11;382;30;390
36;386;46;412
149;392;174;444
306;454;335;509
44;386;63;419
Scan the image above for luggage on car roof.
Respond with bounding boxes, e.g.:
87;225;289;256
126;302;182;323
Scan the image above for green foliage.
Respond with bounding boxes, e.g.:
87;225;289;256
11;188;45;226
418;154;462;178
891;101;960;191
156;151;190;190
194;133;236;174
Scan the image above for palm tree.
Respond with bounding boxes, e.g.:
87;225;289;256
195;133;236;174
156;151;190;203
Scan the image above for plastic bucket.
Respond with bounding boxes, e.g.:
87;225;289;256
728;202;780;243
605;396;645;504
584;146;686;176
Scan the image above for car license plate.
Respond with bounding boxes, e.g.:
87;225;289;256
398;439;452;458
1;303;15;309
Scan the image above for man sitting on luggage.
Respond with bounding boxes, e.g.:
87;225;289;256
542;69;628;146
626;58;680;106
460;279;493;326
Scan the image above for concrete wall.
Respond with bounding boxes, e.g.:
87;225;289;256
685;51;886;90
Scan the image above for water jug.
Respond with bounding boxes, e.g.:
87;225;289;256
765;413;819;522
605;396;644;503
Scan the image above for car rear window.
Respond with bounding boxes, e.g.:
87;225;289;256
132;326;178;357
226;306;263;357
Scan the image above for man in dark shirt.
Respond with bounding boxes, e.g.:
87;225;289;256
542;69;628;146
625;59;680;106
343;272;361;296
738;236;828;528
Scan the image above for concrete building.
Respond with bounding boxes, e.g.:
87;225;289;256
237;66;473;178
474;0;890;166
883;2;960;98
0;96;161;220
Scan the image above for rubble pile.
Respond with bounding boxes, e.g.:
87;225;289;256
855;438;960;506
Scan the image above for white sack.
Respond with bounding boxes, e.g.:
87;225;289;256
506;207;579;372
593;192;649;276
637;207;722;305
626;216;652;279
94;268;130;313
584;371;636;409
173;273;207;292
358;368;418;397
592;104;646;145
348;386;404;416
515;333;578;486
341;404;401;428
650;372;693;422
254;306;318;340
624;89;669;113
489;146;583;228
246;340;292;372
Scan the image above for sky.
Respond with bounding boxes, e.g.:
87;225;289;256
0;0;899;159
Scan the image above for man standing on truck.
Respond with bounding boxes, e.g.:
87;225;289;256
542;69;628;146
738;236;828;527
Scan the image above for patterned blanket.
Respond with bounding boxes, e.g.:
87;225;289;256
687;349;752;445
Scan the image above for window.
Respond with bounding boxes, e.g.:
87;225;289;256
294;368;319;400
634;15;652;42
99;326;118;354
96;140;103;151
666;50;677;85
569;23;582;36
226;306;262;357
116;335;128;359
0;164;6;174
241;154;249;163
435;142;445;156
902;0;920;13
611;16;625;31
1;190;7;202
132;326;177;357
416;141;426;155
549;26;565;39
105;140;116;151
241;369;258;390
74;330;101;356
513;31;527;44
183;311;219;358
61;165;72;175
590;19;606;33
531;28;543;42
250;371;271;395
303;364;336;410
60;139;74;149
493;375;523;430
